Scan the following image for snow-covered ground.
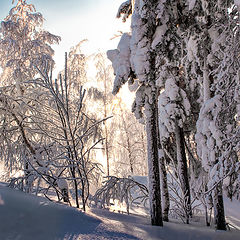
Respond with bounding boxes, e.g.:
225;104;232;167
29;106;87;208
0;184;239;240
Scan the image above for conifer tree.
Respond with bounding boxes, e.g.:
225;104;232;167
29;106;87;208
108;0;163;226
185;0;240;230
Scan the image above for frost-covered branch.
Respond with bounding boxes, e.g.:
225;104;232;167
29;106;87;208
94;176;148;214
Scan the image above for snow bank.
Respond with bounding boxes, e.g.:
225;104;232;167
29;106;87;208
0;185;135;240
1;185;239;239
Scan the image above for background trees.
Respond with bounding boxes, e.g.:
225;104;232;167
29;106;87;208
88;52;148;178
114;105;147;176
34;55;106;210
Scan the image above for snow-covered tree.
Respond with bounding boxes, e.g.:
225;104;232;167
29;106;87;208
92;53;115;176
94;176;148;215
32;54;106;210
108;0;163;226
0;0;60;85
0;84;70;202
184;0;240;230
113;102;148;176
0;50;106;210
109;0;240;228
116;0;132;23
59;40;88;98
149;1;193;223
0;0;61;195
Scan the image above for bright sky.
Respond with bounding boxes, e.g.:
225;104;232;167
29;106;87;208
0;0;130;71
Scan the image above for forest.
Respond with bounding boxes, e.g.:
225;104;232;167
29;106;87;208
0;0;239;240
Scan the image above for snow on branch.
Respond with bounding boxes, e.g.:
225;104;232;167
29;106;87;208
116;0;132;22
107;33;132;95
93;176;148;214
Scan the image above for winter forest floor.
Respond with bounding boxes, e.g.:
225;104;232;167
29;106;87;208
0;184;239;240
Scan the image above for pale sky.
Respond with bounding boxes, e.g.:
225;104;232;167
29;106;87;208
0;0;130;71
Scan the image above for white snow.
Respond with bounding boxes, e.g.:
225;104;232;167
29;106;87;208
57;178;68;190
234;0;240;7
128;79;139;92
158;79;191;138
186;36;198;62
0;184;240;239
152;24;167;49
188;0;197;10
107;33;131;95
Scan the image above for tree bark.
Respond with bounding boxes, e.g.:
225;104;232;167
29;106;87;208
104;124;110;176
175;124;191;223
159;153;170;222
145;94;163;226
213;182;226;230
156;104;170;222
203;56;226;230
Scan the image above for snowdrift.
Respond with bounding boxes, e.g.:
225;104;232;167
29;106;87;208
0;184;239;240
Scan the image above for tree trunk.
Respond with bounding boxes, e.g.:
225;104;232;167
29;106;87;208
156;103;170;222
203;58;226;230
104;123;110;176
62;188;69;203
71;168;79;208
24;161;31;193
140;132;147;176
213;182;226;230
145;95;163;226
82;182;86;211
159;152;170;222
175;124;191;223
203;60;211;102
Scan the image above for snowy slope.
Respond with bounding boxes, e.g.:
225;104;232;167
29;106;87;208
0;185;239;240
0;185;102;240
224;197;240;231
0;184;138;240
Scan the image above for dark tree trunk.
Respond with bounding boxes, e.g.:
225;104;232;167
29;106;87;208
175;125;191;223
61;188;69;202
82;182;86;211
213;182;226;230
159;154;170;222
25;161;31;193
145;93;163;226
71;168;79;208
156;105;170;222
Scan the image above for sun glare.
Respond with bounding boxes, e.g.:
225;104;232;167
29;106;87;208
96;149;107;173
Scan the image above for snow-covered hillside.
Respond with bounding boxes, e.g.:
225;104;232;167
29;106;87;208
0;184;239;240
